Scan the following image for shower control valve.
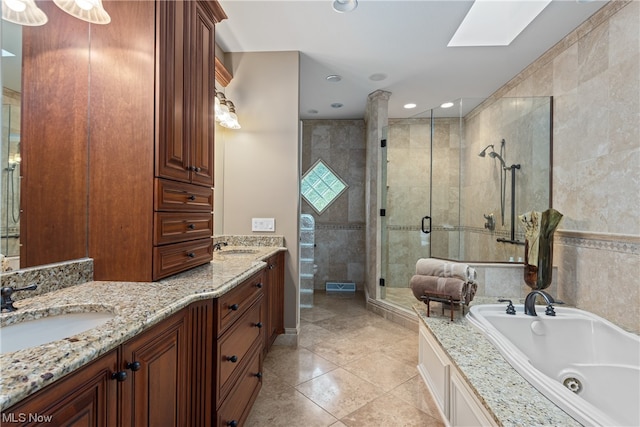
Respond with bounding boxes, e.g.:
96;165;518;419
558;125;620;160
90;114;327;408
498;299;516;315
483;213;495;231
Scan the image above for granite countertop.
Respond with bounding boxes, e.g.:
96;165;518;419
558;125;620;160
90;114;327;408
415;302;580;427
0;245;286;411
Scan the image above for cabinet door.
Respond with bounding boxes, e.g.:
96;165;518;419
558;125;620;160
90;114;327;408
156;0;190;183
265;252;285;351
2;350;118;427
120;309;189;427
187;0;216;187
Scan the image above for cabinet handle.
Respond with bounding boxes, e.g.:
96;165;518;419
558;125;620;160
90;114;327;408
188;194;196;201
226;355;238;363
256;282;263;288
187;223;196;230
254;322;263;329
111;371;127;382
227;421;238;427
229;303;239;311
126;361;141;372
186;252;196;258
255;372;263;379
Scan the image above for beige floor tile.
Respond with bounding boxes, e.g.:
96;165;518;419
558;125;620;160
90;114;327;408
298;322;337;349
300;305;338;323
379;334;420;367
295;368;386;419
389;375;443;417
340;393;445;427
305;334;380;366
342;352;418;392
245;385;338;427
263;345;338;387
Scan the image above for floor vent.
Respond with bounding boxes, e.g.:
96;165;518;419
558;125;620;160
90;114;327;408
325;282;356;292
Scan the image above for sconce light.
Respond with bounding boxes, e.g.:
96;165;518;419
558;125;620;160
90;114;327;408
2;0;111;26
53;0;111;24
2;0;48;26
215;91;241;130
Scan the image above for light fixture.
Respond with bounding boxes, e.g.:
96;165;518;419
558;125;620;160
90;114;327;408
215;91;241;130
404;103;417;109
53;0;111;24
332;0;357;13
326;74;342;83
2;0;48;26
448;0;552;47
440;102;455;109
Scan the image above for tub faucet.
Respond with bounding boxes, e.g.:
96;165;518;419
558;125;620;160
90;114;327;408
213;241;228;251
1;284;37;312
524;290;560;316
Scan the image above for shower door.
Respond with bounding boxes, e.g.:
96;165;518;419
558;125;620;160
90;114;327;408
380;116;433;308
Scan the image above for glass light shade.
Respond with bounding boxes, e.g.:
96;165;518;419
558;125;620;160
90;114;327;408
2;0;48;26
53;0;110;24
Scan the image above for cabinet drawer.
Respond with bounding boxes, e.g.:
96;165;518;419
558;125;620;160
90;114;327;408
217;339;262;427
153;238;213;280
154;212;213;245
155;178;213;212
216;271;264;336
217;299;263;404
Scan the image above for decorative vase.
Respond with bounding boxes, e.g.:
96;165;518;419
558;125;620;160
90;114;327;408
519;208;563;290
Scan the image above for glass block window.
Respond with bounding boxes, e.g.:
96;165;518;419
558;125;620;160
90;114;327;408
301;159;348;215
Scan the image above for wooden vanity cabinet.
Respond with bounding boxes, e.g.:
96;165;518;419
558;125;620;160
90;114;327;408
264;252;285;352
1;308;189;427
1;349;118;427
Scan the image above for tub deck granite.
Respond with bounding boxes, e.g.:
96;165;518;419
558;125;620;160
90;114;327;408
0;246;285;411
415;302;581;427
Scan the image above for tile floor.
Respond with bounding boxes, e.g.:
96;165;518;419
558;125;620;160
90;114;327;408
245;291;445;426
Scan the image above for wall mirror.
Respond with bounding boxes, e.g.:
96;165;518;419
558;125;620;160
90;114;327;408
382;96;552;287
1;8;91;272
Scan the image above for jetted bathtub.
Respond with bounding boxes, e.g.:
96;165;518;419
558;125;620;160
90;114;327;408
467;304;640;427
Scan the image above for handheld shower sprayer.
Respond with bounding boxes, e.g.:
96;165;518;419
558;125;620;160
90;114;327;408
478;144;494;157
488;151;507;169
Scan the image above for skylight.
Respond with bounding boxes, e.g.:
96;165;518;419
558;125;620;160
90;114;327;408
448;0;552;47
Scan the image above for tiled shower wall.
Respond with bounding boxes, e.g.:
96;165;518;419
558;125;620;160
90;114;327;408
473;1;639;332
1;88;21;260
301;120;366;291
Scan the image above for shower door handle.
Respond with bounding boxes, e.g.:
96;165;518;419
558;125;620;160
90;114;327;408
421;216;431;234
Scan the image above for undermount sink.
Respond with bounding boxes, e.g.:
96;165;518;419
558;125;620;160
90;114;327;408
0;310;115;355
217;249;259;256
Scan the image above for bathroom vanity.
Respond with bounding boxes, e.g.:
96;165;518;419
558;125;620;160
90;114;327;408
0;246;285;426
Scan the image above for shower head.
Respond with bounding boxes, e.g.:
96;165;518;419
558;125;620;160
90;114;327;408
478;144;494;157
489;151;507;168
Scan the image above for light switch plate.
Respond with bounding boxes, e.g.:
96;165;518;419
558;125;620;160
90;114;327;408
252;218;275;232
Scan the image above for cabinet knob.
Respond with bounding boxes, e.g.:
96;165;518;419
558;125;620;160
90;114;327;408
188;194;196;201
268;264;275;270
111;371;127;382
187;252;196;258
226;355;238;363
227;421;238;427
254;322;263;329
229;303;239;311
255;372;263;379
187;223;196;230
256;282;263;288
126;361;141;372
195;167;202;172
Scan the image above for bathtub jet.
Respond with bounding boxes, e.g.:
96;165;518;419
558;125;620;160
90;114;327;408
467;303;640;427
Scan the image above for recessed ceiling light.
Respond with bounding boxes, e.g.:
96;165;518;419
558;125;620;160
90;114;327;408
441;102;455;109
332;0;357;13
308;109;319;114
404;103;417;109
448;0;552;47
331;103;344;109
326;75;342;83
369;73;388;82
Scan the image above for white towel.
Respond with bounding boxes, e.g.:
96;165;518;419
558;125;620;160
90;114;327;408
415;258;477;283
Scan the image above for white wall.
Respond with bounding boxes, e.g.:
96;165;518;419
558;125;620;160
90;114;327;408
216;51;300;330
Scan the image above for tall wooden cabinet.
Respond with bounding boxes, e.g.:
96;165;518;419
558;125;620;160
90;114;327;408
20;0;226;281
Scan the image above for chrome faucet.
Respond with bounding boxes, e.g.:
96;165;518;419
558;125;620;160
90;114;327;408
1;284;38;312
213;241;228;251
524;290;560;316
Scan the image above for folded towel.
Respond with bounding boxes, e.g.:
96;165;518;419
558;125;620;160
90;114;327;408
415;258;477;283
410;275;469;304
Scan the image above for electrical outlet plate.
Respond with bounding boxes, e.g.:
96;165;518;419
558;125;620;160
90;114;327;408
252;218;275;232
